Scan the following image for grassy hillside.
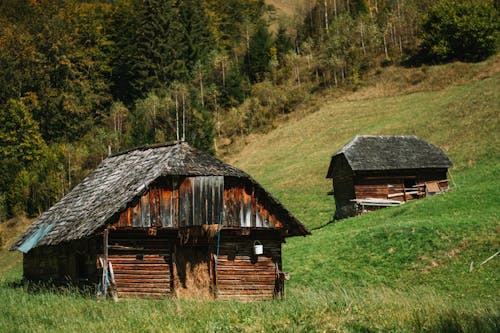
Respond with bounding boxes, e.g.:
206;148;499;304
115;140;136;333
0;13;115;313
228;69;499;230
0;61;498;332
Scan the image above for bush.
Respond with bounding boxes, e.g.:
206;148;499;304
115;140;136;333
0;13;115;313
418;0;499;63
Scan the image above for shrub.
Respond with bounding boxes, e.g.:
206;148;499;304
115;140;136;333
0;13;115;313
418;0;499;63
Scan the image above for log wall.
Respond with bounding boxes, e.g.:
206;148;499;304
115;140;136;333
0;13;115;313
216;236;282;301
105;229;283;300
23;237;98;285
107;230;174;298
332;169;450;218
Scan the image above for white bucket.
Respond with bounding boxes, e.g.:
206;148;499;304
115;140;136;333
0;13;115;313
253;240;263;255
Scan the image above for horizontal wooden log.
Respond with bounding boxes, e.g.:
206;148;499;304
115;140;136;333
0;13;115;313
114;277;170;283
118;292;169;299
217;274;276;282
114;272;170;278
109;254;169;259
117;286;170;292
109;259;169;264
216;267;276;273
216;260;275;267
111;264;170;270
217;285;275;290
217;278;275;283
115;283;170;289
114;270;170;276
217;290;275;296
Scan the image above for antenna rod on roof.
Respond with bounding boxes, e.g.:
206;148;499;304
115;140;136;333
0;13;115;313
182;92;186;142
175;92;179;142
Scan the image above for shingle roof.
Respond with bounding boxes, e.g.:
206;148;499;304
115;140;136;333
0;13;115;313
12;142;308;251
327;135;452;177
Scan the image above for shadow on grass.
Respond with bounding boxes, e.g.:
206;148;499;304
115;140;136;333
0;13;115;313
310;219;336;231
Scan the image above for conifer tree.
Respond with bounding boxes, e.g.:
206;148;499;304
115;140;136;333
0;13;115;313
275;24;294;65
130;0;188;98
246;22;273;82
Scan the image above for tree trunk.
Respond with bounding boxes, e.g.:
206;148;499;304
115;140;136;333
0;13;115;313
199;69;204;107
383;33;389;60
182;93;186;142
360;21;366;56
324;0;329;31
175;93;179;141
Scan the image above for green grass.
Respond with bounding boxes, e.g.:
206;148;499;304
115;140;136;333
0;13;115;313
0;65;499;332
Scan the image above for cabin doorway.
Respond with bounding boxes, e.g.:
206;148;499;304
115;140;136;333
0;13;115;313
172;245;211;299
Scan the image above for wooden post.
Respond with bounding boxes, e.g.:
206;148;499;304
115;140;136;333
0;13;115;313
102;228;109;298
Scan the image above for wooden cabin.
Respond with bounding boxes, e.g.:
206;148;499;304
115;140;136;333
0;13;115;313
326;135;452;219
11;142;309;301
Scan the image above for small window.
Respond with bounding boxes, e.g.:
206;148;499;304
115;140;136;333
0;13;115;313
136;254;144;261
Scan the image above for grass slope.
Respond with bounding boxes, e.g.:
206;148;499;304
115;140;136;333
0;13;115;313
228;74;499;230
0;63;498;332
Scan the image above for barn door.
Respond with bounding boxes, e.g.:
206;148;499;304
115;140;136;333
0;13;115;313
107;231;173;298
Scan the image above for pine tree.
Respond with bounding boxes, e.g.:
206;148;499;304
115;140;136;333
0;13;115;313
246;22;273;83
275;24;293;65
178;0;214;71
130;0;188;98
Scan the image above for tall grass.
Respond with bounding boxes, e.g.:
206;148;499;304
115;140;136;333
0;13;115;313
0;279;497;332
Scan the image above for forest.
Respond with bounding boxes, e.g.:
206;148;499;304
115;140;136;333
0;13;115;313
0;0;498;220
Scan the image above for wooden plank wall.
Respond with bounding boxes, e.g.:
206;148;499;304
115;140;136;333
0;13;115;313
116;176;223;228
354;172;449;203
107;230;173;298
223;184;281;229
114;176;282;231
23;237;98;285
216;238;282;301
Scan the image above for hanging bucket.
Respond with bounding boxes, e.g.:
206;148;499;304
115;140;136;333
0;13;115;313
253;240;263;255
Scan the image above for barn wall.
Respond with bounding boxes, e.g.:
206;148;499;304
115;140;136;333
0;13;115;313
23;237;98;285
332;178;356;219
330;154;357;219
114;176;282;231
331;168;450;218
106;229;175;298
215;232;282;301
106;229;284;301
353;169;449;202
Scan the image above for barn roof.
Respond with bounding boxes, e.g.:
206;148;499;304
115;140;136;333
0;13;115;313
12;142;308;251
326;135;452;177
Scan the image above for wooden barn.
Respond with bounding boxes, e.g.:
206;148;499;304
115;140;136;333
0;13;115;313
326;135;452;219
11;142;309;301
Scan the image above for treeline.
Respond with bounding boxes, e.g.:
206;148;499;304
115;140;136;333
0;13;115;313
0;0;497;219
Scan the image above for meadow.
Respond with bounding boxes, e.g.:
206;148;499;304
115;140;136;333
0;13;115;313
0;60;498;332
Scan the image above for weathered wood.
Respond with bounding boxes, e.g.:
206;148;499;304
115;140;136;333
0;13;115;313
114;270;169;276
117;290;170;296
114;278;170;283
